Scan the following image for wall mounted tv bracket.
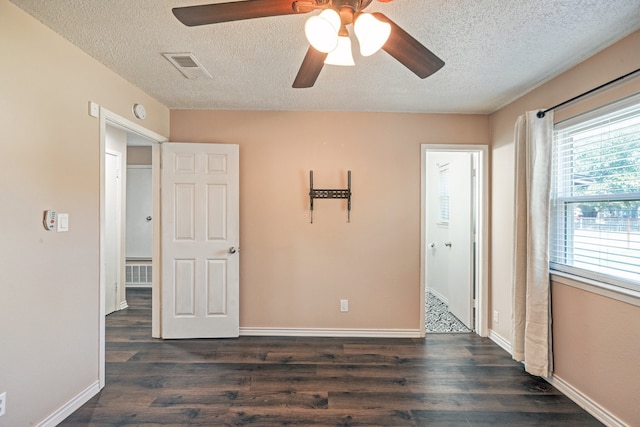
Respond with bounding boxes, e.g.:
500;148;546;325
309;170;352;224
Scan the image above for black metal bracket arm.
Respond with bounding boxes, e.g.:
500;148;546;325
309;170;352;223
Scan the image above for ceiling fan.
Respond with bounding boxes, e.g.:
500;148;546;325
172;0;445;88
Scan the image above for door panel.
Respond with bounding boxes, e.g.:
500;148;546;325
125;167;152;259
161;143;239;338
447;153;474;329
175;184;196;240
207;259;227;315
425;153;450;300
174;258;196;316
207;185;227;239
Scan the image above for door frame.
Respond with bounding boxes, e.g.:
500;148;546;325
99;107;167;388
420;144;489;337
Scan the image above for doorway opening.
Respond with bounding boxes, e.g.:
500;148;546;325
420;145;488;337
124;135;154;296
99;108;166;388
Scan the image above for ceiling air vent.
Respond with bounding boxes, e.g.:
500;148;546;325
163;52;212;79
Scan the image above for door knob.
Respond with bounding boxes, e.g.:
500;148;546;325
228;246;238;254
444;242;452;247
146;216;152;222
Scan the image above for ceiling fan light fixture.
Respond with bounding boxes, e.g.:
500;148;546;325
324;35;355;66
305;9;341;53
354;13;391;56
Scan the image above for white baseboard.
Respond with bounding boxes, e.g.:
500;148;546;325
427;287;448;305
547;375;629;427
488;329;512;353
37;380;100;427
240;327;422;338
484;329;626;426
119;300;129;311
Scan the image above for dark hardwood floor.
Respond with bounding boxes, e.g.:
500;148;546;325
60;289;603;426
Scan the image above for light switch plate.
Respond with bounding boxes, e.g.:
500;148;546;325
57;213;69;232
0;392;6;417
88;101;99;118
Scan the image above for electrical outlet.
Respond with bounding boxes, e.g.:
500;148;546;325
340;299;349;312
493;310;499;323
0;392;6;417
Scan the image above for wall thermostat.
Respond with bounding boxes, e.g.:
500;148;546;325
132;103;146;120
43;210;57;230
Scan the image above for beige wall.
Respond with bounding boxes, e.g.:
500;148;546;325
0;2;169;426
171;111;489;330
127;146;153;165
552;282;640;425
490;29;640;425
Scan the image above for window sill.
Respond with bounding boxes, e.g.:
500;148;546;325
551;271;640;307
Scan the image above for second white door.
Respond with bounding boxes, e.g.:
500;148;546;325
126;166;152;259
161;143;240;338
447;153;474;329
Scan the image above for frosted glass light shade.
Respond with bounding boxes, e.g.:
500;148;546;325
305;9;341;53
354;13;391;56
324;36;355;66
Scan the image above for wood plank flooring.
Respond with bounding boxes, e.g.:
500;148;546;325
60;289;603;426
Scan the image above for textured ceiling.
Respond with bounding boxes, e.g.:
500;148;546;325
10;0;640;114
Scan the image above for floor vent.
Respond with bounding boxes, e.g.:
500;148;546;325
126;264;152;287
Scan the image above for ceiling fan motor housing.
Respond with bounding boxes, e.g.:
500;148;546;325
331;0;368;13
331;0;362;26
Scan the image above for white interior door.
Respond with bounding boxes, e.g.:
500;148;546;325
447;153;474;329
126;166;152;259
105;150;121;315
425;153;450;301
161;143;239;338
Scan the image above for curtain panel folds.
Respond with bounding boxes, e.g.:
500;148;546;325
512;110;553;378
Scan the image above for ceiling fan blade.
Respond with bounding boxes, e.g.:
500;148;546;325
372;12;445;79
173;0;311;27
292;46;328;88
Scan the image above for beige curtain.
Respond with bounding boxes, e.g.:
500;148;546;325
512;110;553;378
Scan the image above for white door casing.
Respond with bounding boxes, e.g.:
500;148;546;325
161;143;240;338
100;107;167;389
105;150;121;315
447;153;474;329
421;144;488;338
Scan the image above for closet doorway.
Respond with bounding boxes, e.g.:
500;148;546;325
420;144;488;337
103;125;155;314
99;108;166;388
125;139;154;292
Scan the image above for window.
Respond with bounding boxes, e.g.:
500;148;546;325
438;164;450;223
550;94;640;291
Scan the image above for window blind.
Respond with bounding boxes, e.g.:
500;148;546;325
550;94;640;290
